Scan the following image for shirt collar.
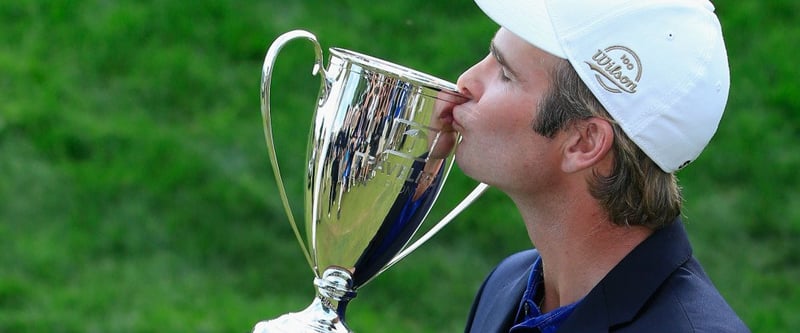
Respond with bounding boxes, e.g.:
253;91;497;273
512;257;583;333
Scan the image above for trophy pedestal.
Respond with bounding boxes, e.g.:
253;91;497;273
253;267;355;333
253;297;350;333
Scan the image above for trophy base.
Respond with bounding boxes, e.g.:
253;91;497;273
252;297;351;333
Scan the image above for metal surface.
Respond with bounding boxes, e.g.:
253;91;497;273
255;29;487;332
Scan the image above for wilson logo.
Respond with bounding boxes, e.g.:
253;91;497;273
585;46;642;94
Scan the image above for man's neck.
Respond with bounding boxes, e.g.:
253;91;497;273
511;192;653;313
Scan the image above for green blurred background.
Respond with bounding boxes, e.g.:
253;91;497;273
1;0;797;332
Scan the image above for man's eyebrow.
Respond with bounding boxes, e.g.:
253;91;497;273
490;41;519;78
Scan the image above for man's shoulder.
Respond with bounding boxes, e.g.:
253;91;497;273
464;249;540;333
617;257;750;332
559;221;750;333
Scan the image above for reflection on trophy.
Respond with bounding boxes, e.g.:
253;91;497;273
255;30;489;332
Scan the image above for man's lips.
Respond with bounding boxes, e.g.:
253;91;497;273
449;105;465;132
437;108;457;132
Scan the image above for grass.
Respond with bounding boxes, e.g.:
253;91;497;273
0;0;798;332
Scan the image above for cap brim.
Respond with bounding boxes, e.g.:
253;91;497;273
474;0;567;58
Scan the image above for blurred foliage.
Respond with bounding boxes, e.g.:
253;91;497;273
0;0;797;332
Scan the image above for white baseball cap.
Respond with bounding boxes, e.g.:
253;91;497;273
474;0;730;173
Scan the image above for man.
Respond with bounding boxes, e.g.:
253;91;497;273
450;0;750;332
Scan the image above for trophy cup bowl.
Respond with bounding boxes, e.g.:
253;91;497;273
255;30;489;332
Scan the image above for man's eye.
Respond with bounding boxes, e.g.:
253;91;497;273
499;68;512;82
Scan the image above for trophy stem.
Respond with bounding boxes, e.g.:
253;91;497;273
314;266;357;321
252;267;357;333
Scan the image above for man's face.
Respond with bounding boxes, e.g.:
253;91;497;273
453;28;564;194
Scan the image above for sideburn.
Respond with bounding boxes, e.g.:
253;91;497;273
532;60;591;138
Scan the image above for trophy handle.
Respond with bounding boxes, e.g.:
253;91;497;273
260;30;326;271
380;182;490;274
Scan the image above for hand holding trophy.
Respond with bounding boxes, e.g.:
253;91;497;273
255;30;489;333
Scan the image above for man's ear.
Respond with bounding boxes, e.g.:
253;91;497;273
561;118;614;173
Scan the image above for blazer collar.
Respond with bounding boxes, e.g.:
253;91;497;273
558;218;693;331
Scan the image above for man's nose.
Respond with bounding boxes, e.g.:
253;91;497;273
456;61;484;101
456;72;474;100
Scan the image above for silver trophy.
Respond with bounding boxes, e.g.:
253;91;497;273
255;30;489;332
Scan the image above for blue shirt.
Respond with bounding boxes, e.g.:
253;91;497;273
510;257;582;333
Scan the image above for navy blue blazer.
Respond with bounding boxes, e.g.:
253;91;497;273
464;219;750;332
